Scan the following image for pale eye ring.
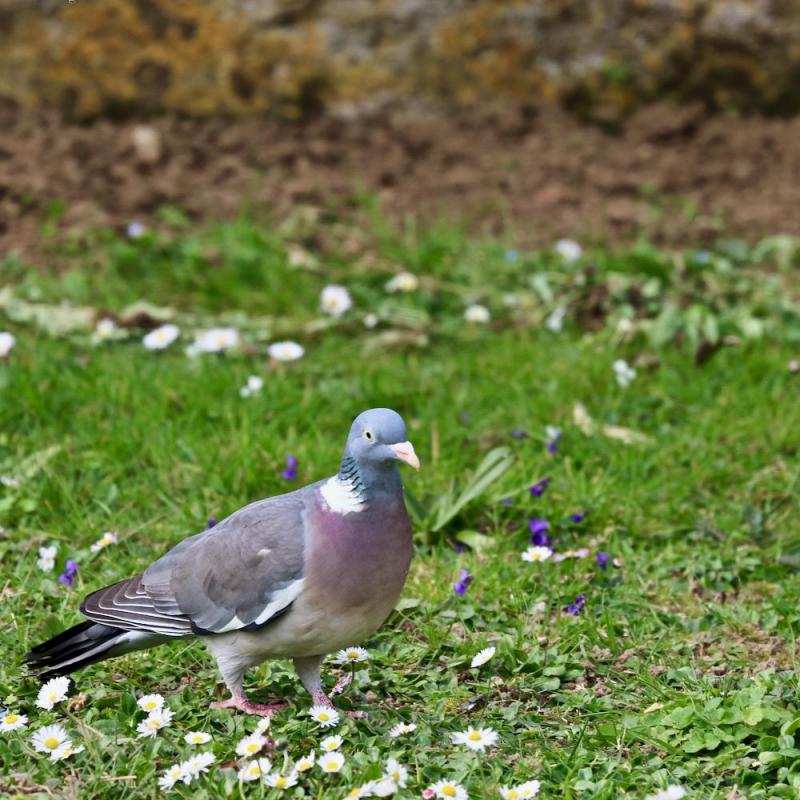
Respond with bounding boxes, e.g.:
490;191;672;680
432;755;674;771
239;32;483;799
364;430;373;440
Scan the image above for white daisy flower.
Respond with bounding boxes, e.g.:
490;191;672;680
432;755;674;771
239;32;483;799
268;340;305;362
388;721;417;738
521;546;553;563
450;725;499;752
35;676;70;710
645;787;686;800
345;785;374;799
136;708;174;737
31;724;69;756
264;770;299;790
36;544;58;573
0;711;28;733
363;313;379;328
254;716;271;734
238;757;272;782
545;306;567;333
189;327;240;355
236;732;269;757
93;318;118;342
0;332;16;358
320;734;343;752
500;781;541;800
158;763;186;790
385;272;419;293
127;221;146;238
309;705;340;728
517;780;542;798
384;757;408;787
137;693;164;713
142;324;179;350
554;238;582;263
51;742;84;761
545;424;561;440
184;730;212;745
321;285;353;317
552;548;590;562
183;750;215;778
335;646;369;663
0;475;19;488
430;779;468;799
89;530;118;553
613;358;636;387
318;750;345;773
294;751;315;772
239;375;264;398
470;646;496;668
464;304;490;324
372;777;399;796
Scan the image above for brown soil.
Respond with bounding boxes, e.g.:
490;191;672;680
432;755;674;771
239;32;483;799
2;101;800;259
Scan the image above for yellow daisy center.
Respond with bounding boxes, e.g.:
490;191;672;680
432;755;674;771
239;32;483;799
468;730;482;741
5;714;18;724
443;787;457;798
246;743;259;752
508;792;520;800
275;777;287;788
298;760;311;770
48;692;58;701
392;770;400;781
44;736;60;749
318;712;329;720
144;701;156;710
248;766;260;777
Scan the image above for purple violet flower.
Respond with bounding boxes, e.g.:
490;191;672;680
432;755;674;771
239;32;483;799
499;498;513;507
58;559;78;588
510;429;529;440
505;248;520;263
453;568;473;596
529;478;551;497
596;552;611;570
205;516;218;529
545;426;562;454
565;593;586;616
570;512;585;524
281;455;298;481
529;518;551;546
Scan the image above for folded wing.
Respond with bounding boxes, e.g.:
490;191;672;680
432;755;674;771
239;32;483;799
81;491;309;637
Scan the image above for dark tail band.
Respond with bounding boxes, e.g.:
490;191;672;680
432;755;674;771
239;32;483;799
26;620;128;681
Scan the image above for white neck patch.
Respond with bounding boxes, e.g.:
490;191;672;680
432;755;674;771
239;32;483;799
320;476;367;515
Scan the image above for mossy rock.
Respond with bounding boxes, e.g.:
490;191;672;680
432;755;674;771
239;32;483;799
1;0;800;118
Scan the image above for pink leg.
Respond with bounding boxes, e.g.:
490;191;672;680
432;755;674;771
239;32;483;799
210;691;288;717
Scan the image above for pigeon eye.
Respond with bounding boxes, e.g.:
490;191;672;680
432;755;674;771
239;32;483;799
364;431;373;440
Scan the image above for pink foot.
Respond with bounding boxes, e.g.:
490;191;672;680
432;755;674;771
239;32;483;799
210;694;288;717
329;672;352;697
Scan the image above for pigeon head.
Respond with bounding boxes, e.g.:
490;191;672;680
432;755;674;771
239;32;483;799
343;408;420;472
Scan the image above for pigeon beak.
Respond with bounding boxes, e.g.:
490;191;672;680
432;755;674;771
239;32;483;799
390;441;420;470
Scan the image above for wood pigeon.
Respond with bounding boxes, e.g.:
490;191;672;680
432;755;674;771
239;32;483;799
26;408;419;716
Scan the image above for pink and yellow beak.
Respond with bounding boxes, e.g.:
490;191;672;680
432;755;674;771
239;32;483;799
390;441;420;470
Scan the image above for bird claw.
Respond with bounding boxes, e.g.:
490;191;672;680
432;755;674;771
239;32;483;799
329;672;352;697
210;695;288;717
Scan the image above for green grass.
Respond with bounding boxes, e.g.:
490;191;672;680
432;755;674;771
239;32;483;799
2;215;800;799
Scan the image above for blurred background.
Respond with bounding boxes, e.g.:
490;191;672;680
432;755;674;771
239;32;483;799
2;0;800;259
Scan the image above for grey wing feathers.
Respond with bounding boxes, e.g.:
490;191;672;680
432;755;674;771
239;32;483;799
80;574;193;636
80;490;310;637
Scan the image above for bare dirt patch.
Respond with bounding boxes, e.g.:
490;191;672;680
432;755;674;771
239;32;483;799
2;102;800;259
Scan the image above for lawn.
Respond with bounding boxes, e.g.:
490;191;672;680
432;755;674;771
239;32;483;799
1;212;800;799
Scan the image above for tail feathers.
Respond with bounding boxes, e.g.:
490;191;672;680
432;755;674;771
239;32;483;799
26;620;134;681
